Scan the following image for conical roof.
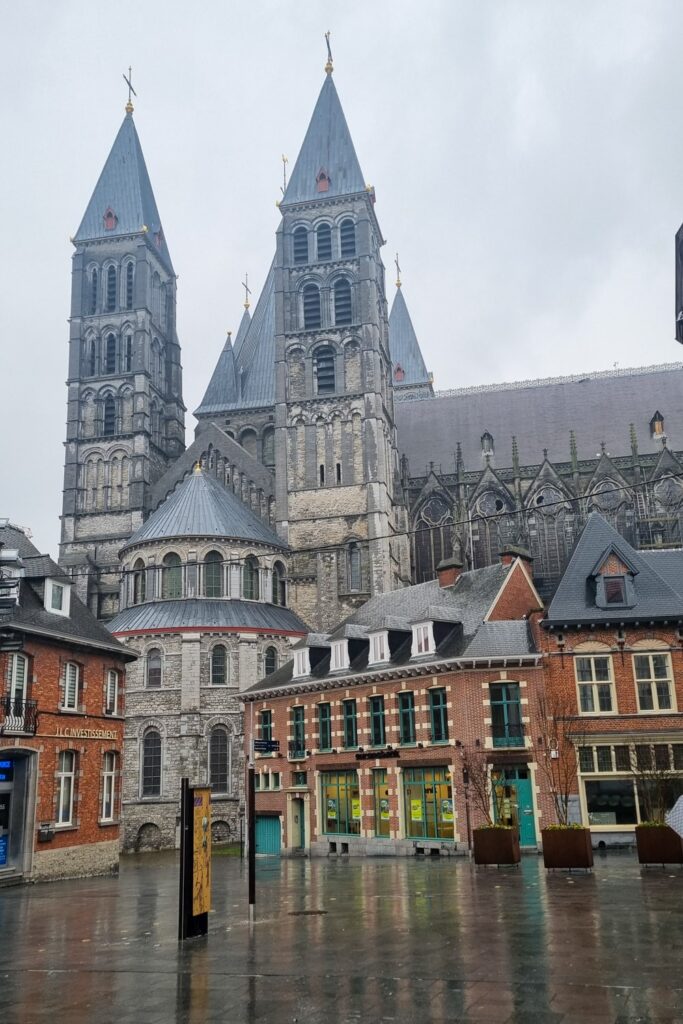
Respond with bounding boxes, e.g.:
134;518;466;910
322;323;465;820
122;468;285;550
282;75;366;205
74;111;173;271
194;308;251;417
389;287;430;387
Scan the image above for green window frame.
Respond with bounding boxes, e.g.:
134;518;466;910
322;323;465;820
291;706;306;758
369;695;385;747
489;683;523;747
403;766;454;840
373;769;391;837
429;688;449;743
343;699;357;749
318;703;332;751
293;771;307;787
321;770;361;835
259;710;272;742
398;692;415;745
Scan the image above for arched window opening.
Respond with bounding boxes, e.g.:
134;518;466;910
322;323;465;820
141;730;162;797
262;428;275;469
315;345;335;394
264;646;278;676
334;278;352;326
272;562;286;607
126;262;134;310
106;265;117;313
87;339;96;376
303;284;321;330
105;333;116;374
204;550;223;597
103;395;116;436
211;645;227;686
336;462;342;485
89;268;98;314
146;648;162;688
133;558;146;604
209;728;230;793
293;226;308;264
348;542;361;592
316;223;332;261
319;464;325;486
243;556;260;601
340;219;356;257
162;552;182;599
124;335;133;372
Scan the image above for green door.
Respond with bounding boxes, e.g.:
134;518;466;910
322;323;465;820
255;815;281;856
292;798;305;849
493;767;537;847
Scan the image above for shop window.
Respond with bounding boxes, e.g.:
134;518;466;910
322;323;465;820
634;653;674;712
146;648;162;688
578;747;595;772
259;710;273;742
369;695;385;747
342;699;357;748
211;645;228;686
101;751;117;822
141;730;162;797
56;751;76;825
584;778;637;826
373;770;390;837
105;670;119;715
429;688;449;743
209;728;230;794
132;558;146;604
162;552;182;599
489;683;523;746
403;767;454;840
264;646;277;676
204;550;223;597
318;703;332;751
243;556;260;600
316;222;332;260
293;226;308;264
340;218;356;258
62;662;80;711
398;692;415;744
574;656;616;714
290;706;306;758
321;770;360;835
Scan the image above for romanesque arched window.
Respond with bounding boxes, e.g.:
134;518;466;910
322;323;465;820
264;646;277;676
303;284;321;330
204;550;223;597
124;335;133;373
209;727;230;794
89;268;98;315
133;558;146;604
333;278;352;326
243;556;260;601
162;552;182;599
314;345;335;394
347;542;362;592
272;561;286;606
106;265;117;313
262;427;275;469
293;226;308;264
146;648;162;687
340;218;356;257
141;729;162;797
316;223;332;261
105;333;116;374
87;339;96;376
103;395;116;436
125;262;134;310
211;645;227;686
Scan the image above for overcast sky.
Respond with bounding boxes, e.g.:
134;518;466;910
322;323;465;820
2;0;683;555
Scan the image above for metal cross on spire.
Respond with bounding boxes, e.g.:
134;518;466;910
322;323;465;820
281;154;289;196
324;31;333;74
123;66;137;114
395;253;402;288
242;273;251;310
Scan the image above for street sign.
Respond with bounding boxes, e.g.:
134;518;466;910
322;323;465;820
253;739;280;753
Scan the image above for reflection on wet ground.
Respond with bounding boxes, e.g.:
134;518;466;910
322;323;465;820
0;851;682;1023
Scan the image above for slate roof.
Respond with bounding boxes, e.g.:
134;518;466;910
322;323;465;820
395;364;683;473
545;513;683;625
122;468;285;551
282;74;366;206
109;599;307;636
388;287;430;387
0;523;40;559
74;111;173;272
460;621;535;660
195;333;239;416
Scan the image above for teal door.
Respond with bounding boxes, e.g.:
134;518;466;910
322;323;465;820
493;767;537;847
255;815;281;856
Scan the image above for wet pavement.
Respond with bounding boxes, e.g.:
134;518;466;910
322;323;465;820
0;851;682;1024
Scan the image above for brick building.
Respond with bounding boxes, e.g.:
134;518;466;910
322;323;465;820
242;552;551;856
540;513;683;845
0;522;135;882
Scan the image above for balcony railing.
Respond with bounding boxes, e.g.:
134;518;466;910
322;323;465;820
0;698;38;736
492;723;525;748
288;741;307;761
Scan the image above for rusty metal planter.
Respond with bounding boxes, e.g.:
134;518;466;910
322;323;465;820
635;825;683;866
542;827;593;870
473;827;520;866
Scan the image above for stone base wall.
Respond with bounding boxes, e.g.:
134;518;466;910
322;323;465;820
307;837;464;858
122;797;242;852
31;839;119;881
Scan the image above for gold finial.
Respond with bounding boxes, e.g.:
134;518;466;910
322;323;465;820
141;224;149;233
324;31;333;74
395;252;402;288
242;272;251;310
123;66;137;114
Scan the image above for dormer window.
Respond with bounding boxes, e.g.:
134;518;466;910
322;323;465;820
103;207;117;231
45;578;71;618
316;169;330;193
330;640;349;672
481;431;494;456
604;576;626;605
411;622;435;658
650;411;665;438
394;364;405;382
293;649;311;679
369;632;389;665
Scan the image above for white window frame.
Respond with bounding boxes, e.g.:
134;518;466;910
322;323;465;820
633;652;676;713
574;655;617;716
10;653;27;702
411;622;435;658
62;662;80;711
293;649;311;679
368;631;389;665
56;751;76;825
105;669;119;715
101;752;117;822
330;640;349;672
45;578;71;617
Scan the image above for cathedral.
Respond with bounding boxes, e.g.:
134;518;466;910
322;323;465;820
59;56;683;636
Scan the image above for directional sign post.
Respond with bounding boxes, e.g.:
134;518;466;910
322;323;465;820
248;737;279;925
253;739;280;754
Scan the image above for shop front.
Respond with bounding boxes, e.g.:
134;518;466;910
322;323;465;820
402;766;454;842
0;749;37;878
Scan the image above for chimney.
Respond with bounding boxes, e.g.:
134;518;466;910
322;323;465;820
500;545;533;568
436;557;463;588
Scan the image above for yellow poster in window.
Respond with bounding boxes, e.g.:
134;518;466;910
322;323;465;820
352;797;362;820
411;798;423;822
380;797;390;821
441;798;454;822
192;787;211;917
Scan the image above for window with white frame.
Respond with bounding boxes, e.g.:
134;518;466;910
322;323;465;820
369;632;388;665
412;622;434;657
45;579;71;617
105;669;119;715
330;640;349;671
62;662;80;711
101;752;117;821
293;649;311;678
10;653;27;704
56;750;76;825
574;655;616;714
633;653;675;712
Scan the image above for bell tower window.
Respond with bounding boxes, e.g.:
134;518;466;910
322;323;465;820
106;266;117;313
340;219;356;257
89;268;98;314
125;262;134;310
333;278;352;326
103;395;116;436
105;334;116;374
314;346;335;394
303;284;322;330
316;223;332;261
293;226;308;264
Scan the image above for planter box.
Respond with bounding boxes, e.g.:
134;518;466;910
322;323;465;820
473;827;520;866
542;827;593;870
636;825;683;866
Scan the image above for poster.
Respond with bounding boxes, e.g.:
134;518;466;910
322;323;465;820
410;798;423;822
327;797;337;820
441;798;453;823
192;787;211;917
380;797;390;821
351;797;361;820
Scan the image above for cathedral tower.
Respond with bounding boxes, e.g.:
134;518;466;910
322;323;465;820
59;98;185;618
274;60;411;630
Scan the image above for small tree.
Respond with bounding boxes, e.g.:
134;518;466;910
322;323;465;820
461;745;506;827
534;690;587;827
630;740;680;824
